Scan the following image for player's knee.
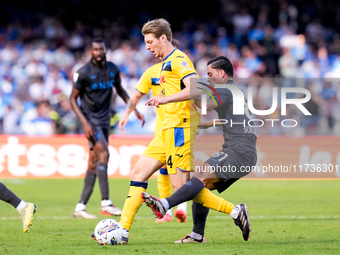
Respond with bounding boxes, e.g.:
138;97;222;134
98;150;109;163
195;176;213;189
88;159;97;171
204;182;215;190
171;182;183;191
130;167;146;182
88;167;96;173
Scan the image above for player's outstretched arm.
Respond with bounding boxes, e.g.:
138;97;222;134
115;83;145;128
145;75;201;107
69;87;94;141
166;74;201;103
118;91;144;131
198;119;223;129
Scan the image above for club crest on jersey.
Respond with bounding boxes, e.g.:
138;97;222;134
162;61;172;71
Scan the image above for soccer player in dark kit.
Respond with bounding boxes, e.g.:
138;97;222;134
70;38;144;219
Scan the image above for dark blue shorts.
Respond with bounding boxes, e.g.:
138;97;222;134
88;124;110;150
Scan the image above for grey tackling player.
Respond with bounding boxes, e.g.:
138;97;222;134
70;38;144;218
142;56;257;242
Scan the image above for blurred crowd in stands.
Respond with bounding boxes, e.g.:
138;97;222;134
0;0;340;136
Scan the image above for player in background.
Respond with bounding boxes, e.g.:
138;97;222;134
70;38;144;219
0;182;37;232
117;18;201;244
118;38;188;223
142;56;256;242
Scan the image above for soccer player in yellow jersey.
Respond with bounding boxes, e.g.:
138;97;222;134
143;56;253;243
117;19;200;244
118;39;188;223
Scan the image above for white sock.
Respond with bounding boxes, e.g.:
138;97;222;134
75;203;86;212
166;209;172;216
177;202;187;212
229;205;240;219
190;231;203;240
16;200;27;211
101;199;112;207
161;198;170;211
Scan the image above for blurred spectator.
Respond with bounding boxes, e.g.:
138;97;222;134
2;105;20;134
28;76;50;102
0;0;340;135
21;101;55;135
232;7;254;48
278;47;298;79
52;95;80;134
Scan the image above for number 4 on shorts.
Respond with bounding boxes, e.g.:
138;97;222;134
167;155;173;168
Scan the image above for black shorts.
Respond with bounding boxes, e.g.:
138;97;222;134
88;124;110;150
205;147;257;191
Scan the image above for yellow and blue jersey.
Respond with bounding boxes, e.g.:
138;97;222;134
159;49;201;129
136;62;164;134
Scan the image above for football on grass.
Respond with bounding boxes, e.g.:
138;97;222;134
94;219;123;245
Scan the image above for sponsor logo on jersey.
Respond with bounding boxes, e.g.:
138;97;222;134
151;77;160;85
180;61;193;72
160;76;165;84
180;61;188;68
91;80;115;90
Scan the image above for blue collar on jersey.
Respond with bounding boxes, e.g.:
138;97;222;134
163;49;177;61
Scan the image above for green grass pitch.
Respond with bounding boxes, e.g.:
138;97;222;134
0;178;339;254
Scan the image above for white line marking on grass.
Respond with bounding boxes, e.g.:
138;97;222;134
0;179;26;185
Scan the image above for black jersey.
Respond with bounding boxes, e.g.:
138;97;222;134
212;80;257;153
73;60;121;126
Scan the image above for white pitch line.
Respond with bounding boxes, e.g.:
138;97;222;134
0;179;26;185
0;215;339;221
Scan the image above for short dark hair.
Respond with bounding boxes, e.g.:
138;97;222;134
207;56;234;77
92;37;106;48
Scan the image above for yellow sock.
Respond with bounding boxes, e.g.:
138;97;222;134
157;172;171;199
193;187;234;215
119;182;147;230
